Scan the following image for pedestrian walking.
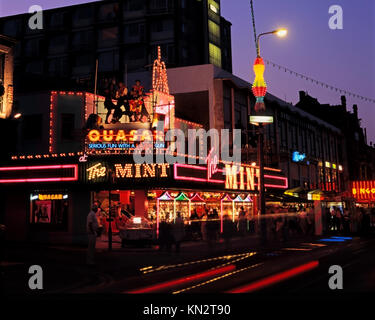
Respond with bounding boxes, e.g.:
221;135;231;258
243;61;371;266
86;204;100;266
238;207;247;237
343;208;350;235
173;212;185;253
222;215;234;250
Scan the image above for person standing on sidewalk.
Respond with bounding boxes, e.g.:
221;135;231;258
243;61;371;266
173;212;185;253
87;204;99;266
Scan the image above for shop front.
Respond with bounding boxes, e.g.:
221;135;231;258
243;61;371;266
0;154;288;244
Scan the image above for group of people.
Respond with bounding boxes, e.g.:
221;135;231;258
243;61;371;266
86;201;135;265
104;79;150;124
263;205;315;242
326;206;373;235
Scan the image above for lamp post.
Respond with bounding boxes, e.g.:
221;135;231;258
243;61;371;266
250;28;287;244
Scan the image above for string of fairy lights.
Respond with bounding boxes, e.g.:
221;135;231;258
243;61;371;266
263;58;375;104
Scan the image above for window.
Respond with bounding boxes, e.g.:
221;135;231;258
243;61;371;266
25;61;43;74
1;19;21;37
208;20;220;44
22;114;43;140
48;57;68;77
124;23;145;43
127;0;145;11
30;192;69;230
24;38;42;57
48;35;68;54
209;43;221;67
98;51;119;72
125;46;145;60
72;30;94;49
49;12;66;27
151;0;168;10
98;3;119;21
61;114;75;141
98;27;118;47
73;6;94;26
72;53;92;75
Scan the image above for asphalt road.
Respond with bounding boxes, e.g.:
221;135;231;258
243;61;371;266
2;234;374;295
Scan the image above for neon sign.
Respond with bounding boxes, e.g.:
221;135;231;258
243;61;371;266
87;129;163;143
206;148;218;181
225;165;257;191
174;163;288;190
114;163;169;179
0;165;78;183
292;151;306;162
87;129;165;151
37;194;66;200
87;163;106;180
351;181;375;201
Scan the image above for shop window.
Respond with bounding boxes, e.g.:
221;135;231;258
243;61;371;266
61;113;75;141
22;114;43;141
30;193;69;229
209;42;221;68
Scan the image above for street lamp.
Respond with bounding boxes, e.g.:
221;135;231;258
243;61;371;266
256;28;287;57
250;27;287;244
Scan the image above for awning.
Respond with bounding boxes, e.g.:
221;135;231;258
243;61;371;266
284;187;306;198
267;193;311;203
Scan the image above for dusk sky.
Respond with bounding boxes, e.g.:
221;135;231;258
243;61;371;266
0;0;374;141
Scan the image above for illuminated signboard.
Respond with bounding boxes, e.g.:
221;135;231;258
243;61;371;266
86;129;165;151
351;181;375;201
0;165;78;183
30;194;68;201
174;163;288;190
292;151;306;162
86;162;170;182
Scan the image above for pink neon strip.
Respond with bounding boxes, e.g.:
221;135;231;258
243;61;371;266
174;163;223;184
0;165;78;183
0;165;77;171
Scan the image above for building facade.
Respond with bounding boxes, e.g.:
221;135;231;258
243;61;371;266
126;64;347;195
296;91;375;183
0;0;232;94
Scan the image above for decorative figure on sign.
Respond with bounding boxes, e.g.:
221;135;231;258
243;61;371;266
252;57;267;112
129;80;149;122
